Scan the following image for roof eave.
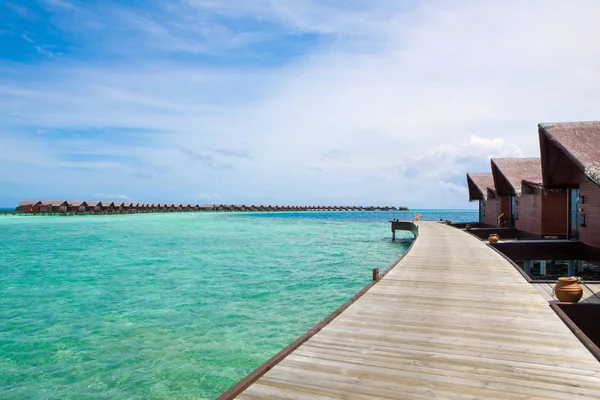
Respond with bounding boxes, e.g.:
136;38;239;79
491;160;517;197
466;174;485;201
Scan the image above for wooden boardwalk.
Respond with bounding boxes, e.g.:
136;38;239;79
235;222;600;399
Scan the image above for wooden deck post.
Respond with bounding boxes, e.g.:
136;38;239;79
524;260;532;275
392;230;395;241
539;260;547;275
372;268;380;282
567;260;575;276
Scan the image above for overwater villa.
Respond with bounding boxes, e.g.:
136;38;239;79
490;157;541;228
466;172;500;226
490;157;568;238
539;121;600;247
37;200;68;213
67;201;87;213
17;200;41;213
86;201;101;213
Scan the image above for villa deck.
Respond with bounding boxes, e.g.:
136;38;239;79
533;282;600;304
228;221;600;399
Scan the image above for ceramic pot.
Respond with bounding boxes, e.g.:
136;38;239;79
554;277;583;303
488;234;499;244
445;220;451;225
465;223;472;231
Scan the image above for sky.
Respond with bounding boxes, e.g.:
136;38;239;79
1;0;600;208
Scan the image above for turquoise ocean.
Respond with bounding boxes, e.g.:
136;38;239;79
0;210;476;399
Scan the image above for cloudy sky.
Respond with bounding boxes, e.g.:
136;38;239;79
1;0;599;208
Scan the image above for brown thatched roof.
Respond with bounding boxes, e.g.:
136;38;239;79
41;200;68;206
491;158;541;196
466;173;494;201
86;201;101;206
99;202;113;207
18;200;40;206
539;121;600;185
522;177;543;189
67;201;86;207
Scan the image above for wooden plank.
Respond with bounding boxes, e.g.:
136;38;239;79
585;284;600;302
233;222;600;399
532;283;554;302
540;283;558;302
581;284;600;304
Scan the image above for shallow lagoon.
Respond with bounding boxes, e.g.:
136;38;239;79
0;210;476;399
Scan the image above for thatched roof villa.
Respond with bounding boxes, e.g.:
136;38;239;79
17;200;41;213
539;121;600;246
490;158;541;228
466;172;500;226
37;200;68;213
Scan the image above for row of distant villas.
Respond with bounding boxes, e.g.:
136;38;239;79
467;121;600;249
16;201;404;215
16;201;214;214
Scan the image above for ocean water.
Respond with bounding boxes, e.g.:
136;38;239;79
0;210;476;399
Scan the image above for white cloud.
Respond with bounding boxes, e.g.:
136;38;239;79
2;0;600;207
395;135;524;181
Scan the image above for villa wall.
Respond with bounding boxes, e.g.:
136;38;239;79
500;197;512;226
483;197;501;226
580;179;600;247
541;190;568;237
515;190;542;235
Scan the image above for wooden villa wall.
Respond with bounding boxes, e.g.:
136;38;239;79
541;190;568;237
482;197;501;226
580;179;600;247
515;188;568;237
500;196;511;226
34;204;49;213
515;189;542;235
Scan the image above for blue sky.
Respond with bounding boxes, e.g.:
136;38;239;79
1;0;600;208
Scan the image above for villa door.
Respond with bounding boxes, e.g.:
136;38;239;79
479;200;484;223
568;187;580;239
510;196;517;227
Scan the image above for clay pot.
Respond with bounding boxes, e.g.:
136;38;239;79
488;234;500;244
554;277;583;303
465;223;472;231
445;220;451;225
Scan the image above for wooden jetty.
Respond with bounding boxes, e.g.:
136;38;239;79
222;221;600;399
